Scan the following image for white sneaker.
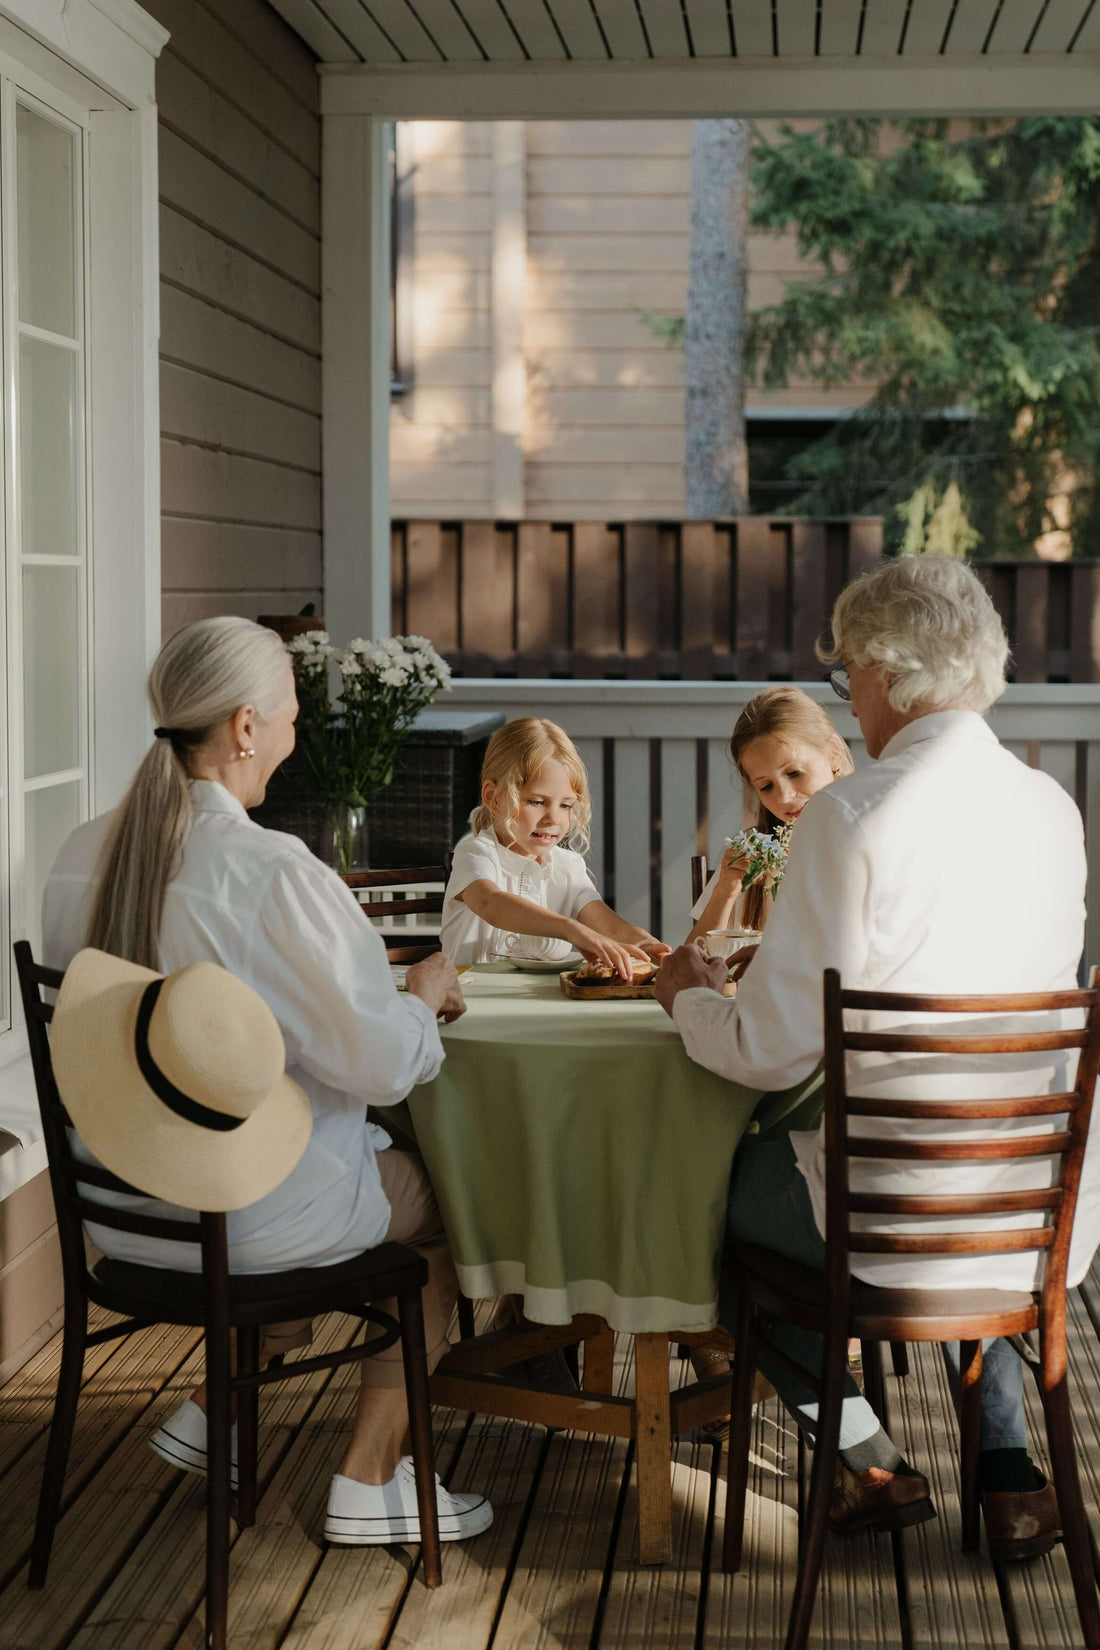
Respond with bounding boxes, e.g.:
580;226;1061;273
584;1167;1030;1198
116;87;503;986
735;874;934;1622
149;1399;239;1490
324;1456;493;1546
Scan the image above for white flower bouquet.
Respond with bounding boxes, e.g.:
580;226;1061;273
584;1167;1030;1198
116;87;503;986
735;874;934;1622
724;821;793;893
286;630;452;817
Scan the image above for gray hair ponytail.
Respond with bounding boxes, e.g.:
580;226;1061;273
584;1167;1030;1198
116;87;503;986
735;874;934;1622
86;617;291;968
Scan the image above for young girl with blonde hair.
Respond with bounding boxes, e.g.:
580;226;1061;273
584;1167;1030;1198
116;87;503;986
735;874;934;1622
442;718;667;975
688;685;853;945
684;686;852;1423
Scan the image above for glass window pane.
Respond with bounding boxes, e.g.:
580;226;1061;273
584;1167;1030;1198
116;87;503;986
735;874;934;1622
20;337;79;558
17;103;76;336
24;781;80;954
23;564;81;778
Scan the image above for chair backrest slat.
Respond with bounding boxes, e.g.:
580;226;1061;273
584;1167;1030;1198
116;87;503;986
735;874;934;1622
61;1158;147;1197
850;1229;1055;1256
849;1133;1072;1161
70;1197;200;1245
843;1030;1087;1054
849;1189;1061;1216
690;853;708;908
846;1092;1078;1120
822;967;1100;1292
841;986;1093;1012
342;866;448;890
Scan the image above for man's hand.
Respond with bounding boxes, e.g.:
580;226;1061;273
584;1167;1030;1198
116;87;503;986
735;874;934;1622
405;952;467;1023
654;944;728;1018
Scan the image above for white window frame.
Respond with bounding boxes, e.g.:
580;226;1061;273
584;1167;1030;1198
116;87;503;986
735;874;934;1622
0;0;163;1116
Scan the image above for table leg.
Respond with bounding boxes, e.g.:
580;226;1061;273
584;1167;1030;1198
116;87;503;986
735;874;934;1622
634;1332;673;1565
583;1325;615;1394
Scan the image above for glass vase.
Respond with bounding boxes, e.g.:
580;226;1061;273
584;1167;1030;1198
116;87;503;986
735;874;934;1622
323;802;370;876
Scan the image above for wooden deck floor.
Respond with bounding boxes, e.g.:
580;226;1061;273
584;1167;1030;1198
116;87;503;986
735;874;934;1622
2;1279;1100;1650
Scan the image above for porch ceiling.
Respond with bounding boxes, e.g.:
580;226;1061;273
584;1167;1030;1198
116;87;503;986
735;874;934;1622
268;0;1097;66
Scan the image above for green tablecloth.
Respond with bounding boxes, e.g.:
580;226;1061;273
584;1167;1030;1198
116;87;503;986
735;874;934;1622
407;967;820;1334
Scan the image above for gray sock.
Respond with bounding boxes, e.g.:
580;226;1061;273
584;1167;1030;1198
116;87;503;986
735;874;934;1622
840;1425;905;1474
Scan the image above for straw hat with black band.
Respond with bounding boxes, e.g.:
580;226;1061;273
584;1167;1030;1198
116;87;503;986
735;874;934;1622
51;949;312;1212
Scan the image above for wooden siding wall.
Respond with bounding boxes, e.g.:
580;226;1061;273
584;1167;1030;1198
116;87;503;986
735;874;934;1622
144;0;323;638
390;118;869;523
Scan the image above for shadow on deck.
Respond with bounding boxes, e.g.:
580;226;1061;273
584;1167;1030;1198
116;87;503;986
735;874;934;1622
2;1278;1099;1649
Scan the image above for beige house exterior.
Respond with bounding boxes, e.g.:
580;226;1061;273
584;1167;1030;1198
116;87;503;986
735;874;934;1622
390;116;871;522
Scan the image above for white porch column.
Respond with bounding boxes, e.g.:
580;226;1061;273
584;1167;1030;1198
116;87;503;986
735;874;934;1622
322;113;391;640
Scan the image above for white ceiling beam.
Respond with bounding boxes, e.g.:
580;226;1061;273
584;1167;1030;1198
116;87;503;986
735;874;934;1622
320;52;1100;118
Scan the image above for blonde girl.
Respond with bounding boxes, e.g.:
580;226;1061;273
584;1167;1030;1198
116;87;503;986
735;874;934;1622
688;685;854;943
442;718;668;975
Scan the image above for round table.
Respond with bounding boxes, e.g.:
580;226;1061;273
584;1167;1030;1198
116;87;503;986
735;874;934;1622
407;964;822;1563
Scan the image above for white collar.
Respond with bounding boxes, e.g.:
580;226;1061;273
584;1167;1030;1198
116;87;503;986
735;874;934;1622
190;779;251;820
879;709;997;762
479;827;554;880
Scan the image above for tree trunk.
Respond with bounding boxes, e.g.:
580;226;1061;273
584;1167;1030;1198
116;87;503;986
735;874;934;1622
684;119;751;518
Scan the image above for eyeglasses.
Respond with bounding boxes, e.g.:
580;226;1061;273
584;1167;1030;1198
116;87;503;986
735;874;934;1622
829;668;851;702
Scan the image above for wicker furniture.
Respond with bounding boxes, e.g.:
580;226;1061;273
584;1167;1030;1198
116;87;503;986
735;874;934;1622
723;967;1100;1650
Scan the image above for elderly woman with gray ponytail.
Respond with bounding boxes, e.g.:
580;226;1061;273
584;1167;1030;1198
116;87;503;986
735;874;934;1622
42;615;493;1548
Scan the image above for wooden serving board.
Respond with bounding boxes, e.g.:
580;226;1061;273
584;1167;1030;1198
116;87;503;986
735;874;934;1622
559;970;656;1000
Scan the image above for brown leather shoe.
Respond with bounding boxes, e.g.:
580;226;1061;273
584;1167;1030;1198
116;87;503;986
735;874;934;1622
981;1473;1061;1561
828;1464;937;1536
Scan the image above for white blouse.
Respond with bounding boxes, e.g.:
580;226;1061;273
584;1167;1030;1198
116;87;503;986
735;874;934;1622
42;780;444;1272
441;827;601;966
673;711;1098;1292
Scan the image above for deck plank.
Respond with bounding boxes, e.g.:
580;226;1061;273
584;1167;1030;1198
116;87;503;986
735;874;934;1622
4;1301;1100;1650
69;1313;359;1650
600;1350;710;1648
491;1334;634;1649
0;1305;128;1479
0;1326;208;1645
383;1415;546;1649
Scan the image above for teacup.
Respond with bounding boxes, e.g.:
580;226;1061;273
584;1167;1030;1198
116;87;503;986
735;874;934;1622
694;928;762;962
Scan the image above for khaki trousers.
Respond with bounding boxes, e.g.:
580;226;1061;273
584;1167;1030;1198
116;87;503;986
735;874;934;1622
261;1149;458;1389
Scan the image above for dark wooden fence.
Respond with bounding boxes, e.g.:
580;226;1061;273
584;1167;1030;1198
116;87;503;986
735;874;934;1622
390;519;1100;683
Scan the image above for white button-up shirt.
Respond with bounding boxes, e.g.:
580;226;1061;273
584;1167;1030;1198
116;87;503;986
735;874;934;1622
673;711;1098;1290
440;827;601;965
42;781;444;1272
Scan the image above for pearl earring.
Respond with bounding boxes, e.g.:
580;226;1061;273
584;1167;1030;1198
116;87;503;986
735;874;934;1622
239;747;255;760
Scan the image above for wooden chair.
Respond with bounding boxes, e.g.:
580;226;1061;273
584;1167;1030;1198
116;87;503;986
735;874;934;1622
690;853;708;908
342;864;449;963
14;941;444;1650
723;967;1100;1650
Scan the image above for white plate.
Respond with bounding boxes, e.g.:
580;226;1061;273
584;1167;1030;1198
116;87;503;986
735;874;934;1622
504;952;582;974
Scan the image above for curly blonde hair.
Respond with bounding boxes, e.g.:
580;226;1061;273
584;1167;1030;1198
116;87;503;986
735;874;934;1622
470;718;592;853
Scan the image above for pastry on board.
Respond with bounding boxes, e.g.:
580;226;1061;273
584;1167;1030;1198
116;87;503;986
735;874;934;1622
572;956;656;987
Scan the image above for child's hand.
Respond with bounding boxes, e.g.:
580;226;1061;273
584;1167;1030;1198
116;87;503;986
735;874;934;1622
571;925;650;982
719;851;750;889
638;939;672;962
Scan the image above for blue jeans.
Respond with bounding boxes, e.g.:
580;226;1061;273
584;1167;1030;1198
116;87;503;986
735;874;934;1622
722;1133;1026;1454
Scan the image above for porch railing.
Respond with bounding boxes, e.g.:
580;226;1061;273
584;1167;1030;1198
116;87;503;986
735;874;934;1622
391;519;1100;684
444;679;1100;971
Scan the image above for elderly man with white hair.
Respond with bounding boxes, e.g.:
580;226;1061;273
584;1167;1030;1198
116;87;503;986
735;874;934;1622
657;553;1092;1560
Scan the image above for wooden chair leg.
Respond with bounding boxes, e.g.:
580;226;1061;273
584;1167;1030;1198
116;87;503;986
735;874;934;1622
959;1339;983;1553
28;1302;87;1588
399;1289;442;1588
205;1324;233;1650
456;1294;476;1342
861;1339;890;1434
235;1328;260;1529
784;1328;847;1650
1040;1339;1100;1648
723;1285;758;1573
889;1341;910;1379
